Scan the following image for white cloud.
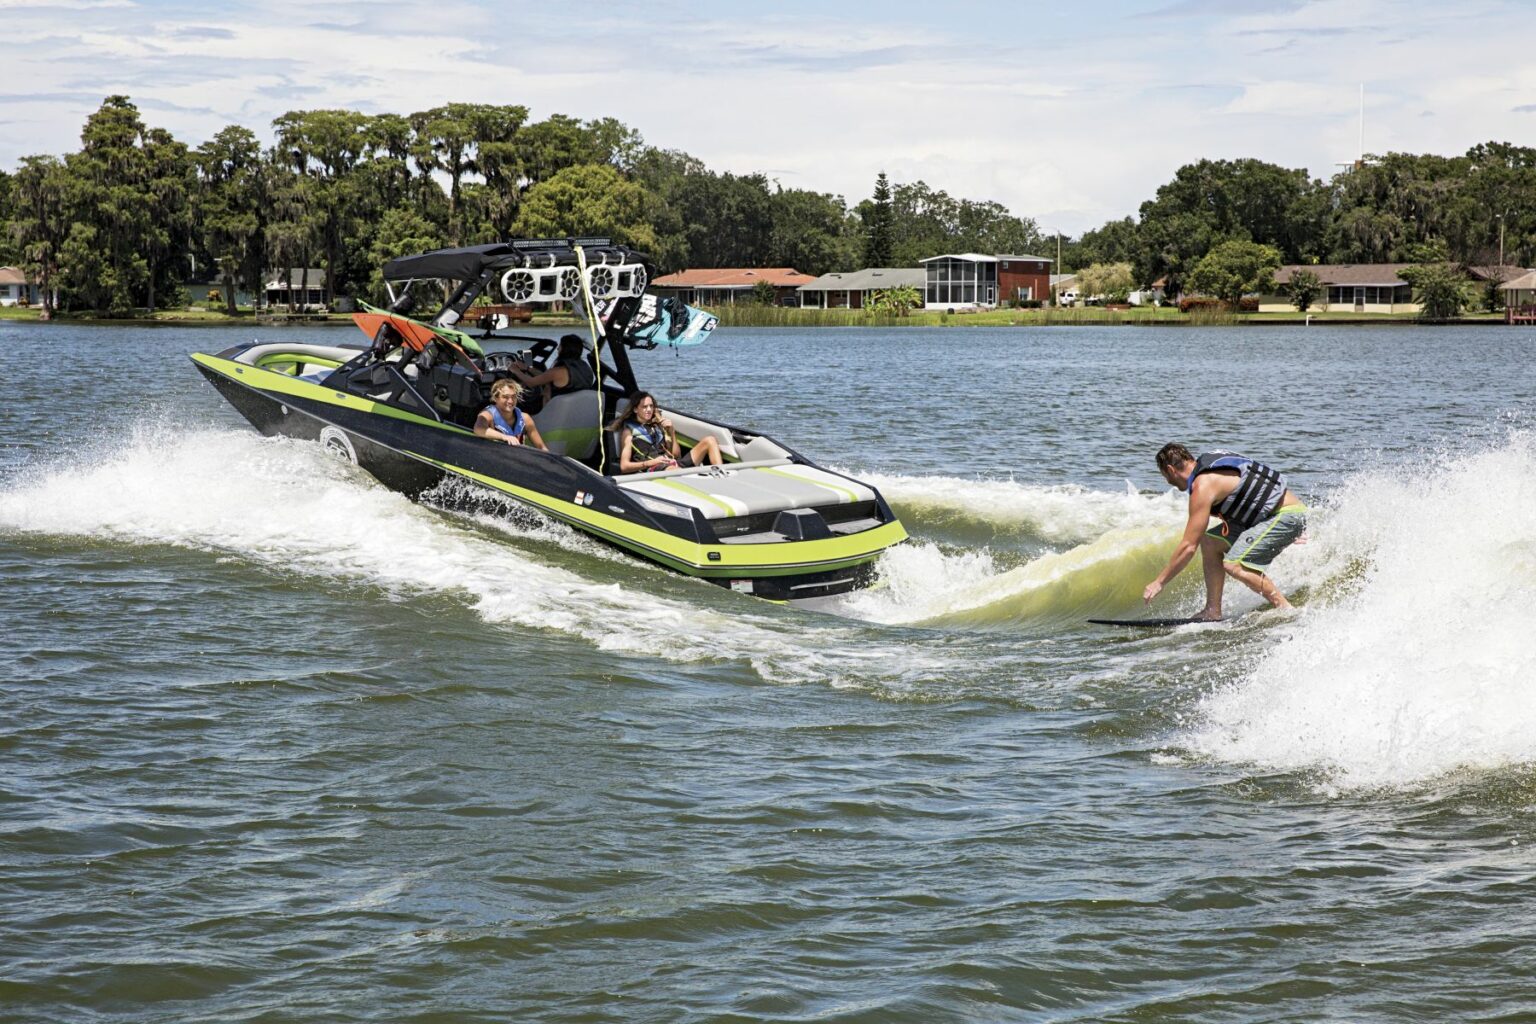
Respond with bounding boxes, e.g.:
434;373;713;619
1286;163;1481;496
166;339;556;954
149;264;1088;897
0;0;133;7
1224;81;1351;118
2;0;1536;234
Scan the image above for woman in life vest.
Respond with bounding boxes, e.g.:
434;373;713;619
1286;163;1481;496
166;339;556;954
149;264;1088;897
474;379;548;450
614;391;722;473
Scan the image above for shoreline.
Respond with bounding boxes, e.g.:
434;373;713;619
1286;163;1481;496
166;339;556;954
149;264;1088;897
0;308;1517;329
0;310;589;328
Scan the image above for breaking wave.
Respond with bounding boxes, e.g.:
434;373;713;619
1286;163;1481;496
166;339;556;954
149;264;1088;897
1181;433;1536;789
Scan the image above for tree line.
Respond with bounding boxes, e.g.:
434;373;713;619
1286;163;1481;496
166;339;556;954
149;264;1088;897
0;96;1041;316
2;94;1532;316
1061;147;1536;301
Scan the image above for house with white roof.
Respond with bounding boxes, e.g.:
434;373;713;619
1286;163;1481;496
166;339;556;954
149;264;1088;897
797;268;924;308
1261;264;1417;313
921;253;1054;309
264;268;328;310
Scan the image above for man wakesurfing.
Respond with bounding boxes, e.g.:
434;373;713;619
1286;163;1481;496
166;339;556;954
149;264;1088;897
1143;443;1308;621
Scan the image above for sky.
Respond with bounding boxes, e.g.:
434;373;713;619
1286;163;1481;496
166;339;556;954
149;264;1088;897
2;0;1534;235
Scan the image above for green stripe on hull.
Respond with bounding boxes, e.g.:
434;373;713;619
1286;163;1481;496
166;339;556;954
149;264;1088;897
191;352;460;433
407;451;907;575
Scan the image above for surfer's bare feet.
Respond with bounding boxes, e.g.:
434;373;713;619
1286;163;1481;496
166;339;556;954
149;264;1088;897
1193;610;1224;622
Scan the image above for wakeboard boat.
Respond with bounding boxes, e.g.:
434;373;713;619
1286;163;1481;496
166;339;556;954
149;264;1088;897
191;238;906;601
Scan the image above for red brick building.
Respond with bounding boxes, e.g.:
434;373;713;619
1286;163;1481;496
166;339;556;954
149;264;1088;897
921;253;1054;308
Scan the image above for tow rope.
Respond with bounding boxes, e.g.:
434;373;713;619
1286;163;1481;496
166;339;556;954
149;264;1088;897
573;245;609;475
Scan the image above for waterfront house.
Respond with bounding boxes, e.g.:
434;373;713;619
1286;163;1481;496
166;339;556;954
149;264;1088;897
1499;269;1536;310
1467;264;1529;286
650;268;814;307
797;268;924;309
264;268;328;311
0;266;38;306
1262;265;1418;313
921;253;1054;309
1469;264;1534;314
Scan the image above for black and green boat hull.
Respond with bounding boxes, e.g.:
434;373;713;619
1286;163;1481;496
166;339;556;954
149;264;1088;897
193;351;906;600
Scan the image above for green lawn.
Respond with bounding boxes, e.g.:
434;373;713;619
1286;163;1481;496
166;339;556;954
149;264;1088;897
711;304;1512;328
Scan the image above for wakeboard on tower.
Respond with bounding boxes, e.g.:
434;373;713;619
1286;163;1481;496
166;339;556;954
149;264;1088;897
611;294;719;348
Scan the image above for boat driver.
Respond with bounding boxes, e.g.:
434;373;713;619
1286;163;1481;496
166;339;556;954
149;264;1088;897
474;379;548;450
507;334;597;409
1142;442;1307;620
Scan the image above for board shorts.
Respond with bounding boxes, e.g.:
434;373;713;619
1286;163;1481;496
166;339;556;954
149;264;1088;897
1206;504;1308;573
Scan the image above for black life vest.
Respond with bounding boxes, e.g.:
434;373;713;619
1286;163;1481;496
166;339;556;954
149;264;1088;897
1188;451;1287;533
549;357;596;398
627;421;671;467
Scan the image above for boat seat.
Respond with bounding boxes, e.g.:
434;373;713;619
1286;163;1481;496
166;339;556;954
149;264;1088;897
603;424;728;475
663;409;739;461
603;427;623;469
535;390;603;459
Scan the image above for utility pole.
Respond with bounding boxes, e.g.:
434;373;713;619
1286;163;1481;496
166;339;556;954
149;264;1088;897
1045;229;1063;305
1358;82;1365;169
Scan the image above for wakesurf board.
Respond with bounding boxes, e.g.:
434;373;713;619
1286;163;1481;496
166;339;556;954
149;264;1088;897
1087;617;1223;628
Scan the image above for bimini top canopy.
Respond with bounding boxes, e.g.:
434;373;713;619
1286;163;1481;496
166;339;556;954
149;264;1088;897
383;238;649;282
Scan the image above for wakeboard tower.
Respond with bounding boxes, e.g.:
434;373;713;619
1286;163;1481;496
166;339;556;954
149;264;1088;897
191;238;906;602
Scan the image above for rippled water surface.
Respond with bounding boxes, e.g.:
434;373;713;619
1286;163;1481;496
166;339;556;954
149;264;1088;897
3;320;1536;1022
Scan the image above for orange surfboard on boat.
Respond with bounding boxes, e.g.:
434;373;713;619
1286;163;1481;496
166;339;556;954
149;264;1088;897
351;311;439;352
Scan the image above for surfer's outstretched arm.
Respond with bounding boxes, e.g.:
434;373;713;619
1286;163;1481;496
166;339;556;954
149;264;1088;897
1144;480;1219;604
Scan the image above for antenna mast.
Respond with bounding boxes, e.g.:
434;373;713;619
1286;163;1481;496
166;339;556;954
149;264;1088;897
1358;83;1365;167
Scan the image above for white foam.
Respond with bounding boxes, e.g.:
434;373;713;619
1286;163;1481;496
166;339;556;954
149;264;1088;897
0;428;943;689
831;540;1000;623
1183;435;1536;789
860;471;1184;544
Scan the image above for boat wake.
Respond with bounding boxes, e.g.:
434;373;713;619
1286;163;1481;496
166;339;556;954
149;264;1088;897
0;427;951;690
1179;433;1536;790
828;473;1187;628
7;422;1534;783
861;471;1177;550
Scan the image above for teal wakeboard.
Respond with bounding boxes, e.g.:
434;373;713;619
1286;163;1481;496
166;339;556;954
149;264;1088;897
616;295;719;347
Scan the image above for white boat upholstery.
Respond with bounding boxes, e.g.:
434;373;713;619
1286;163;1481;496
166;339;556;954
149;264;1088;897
605;406;790;471
664;411;736;460
232;343;363;367
616;463;875;520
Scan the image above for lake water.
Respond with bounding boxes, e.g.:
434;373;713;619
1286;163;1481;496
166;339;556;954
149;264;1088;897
2;320;1535;1022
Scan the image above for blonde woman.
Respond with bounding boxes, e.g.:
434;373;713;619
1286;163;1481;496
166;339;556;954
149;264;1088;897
474;379;548;450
